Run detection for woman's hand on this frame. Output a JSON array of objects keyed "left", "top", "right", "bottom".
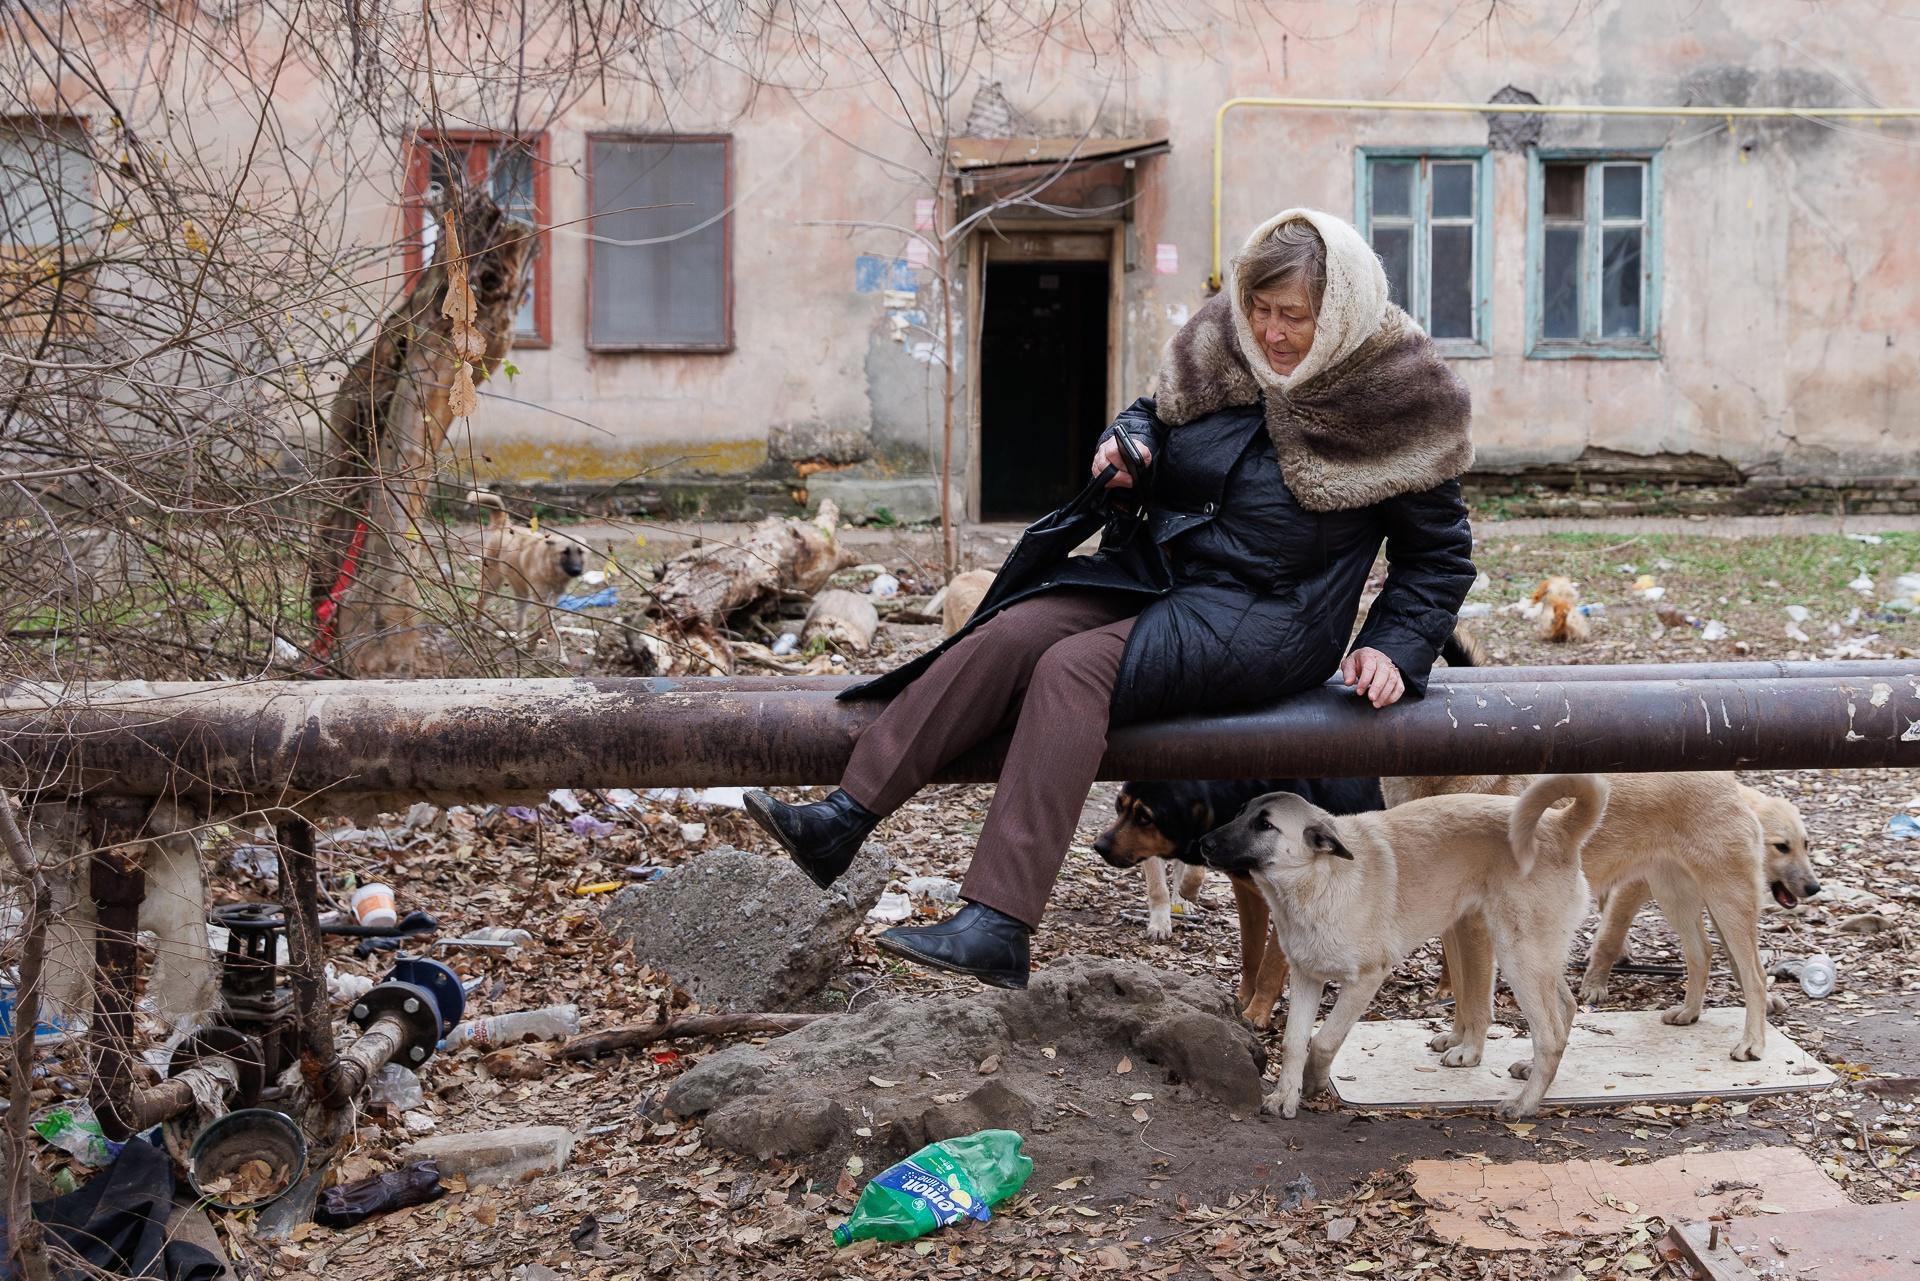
[
  {"left": 1341, "top": 648, "right": 1404, "bottom": 709},
  {"left": 1091, "top": 434, "right": 1152, "bottom": 488}
]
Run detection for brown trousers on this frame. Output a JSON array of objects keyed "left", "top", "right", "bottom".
[{"left": 840, "top": 590, "right": 1141, "bottom": 928}]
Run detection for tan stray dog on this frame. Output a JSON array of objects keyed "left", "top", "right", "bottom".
[
  {"left": 468, "top": 489, "right": 586, "bottom": 645},
  {"left": 1390, "top": 771, "right": 1793, "bottom": 1064},
  {"left": 1580, "top": 785, "right": 1819, "bottom": 1020},
  {"left": 940, "top": 569, "right": 996, "bottom": 636},
  {"left": 1197, "top": 775, "right": 1608, "bottom": 1119},
  {"left": 1531, "top": 576, "right": 1590, "bottom": 643}
]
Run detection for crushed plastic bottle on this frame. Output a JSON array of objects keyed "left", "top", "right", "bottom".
[
  {"left": 868, "top": 574, "right": 900, "bottom": 598},
  {"left": 367, "top": 1063, "right": 426, "bottom": 1111},
  {"left": 831, "top": 1130, "right": 1032, "bottom": 1247},
  {"left": 771, "top": 631, "right": 800, "bottom": 656},
  {"left": 442, "top": 1003, "right": 580, "bottom": 1051}
]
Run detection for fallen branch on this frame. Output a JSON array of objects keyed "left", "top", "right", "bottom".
[{"left": 561, "top": 1012, "right": 826, "bottom": 1061}]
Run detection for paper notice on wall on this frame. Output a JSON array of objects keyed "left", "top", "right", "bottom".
[
  {"left": 905, "top": 238, "right": 930, "bottom": 269},
  {"left": 914, "top": 197, "right": 936, "bottom": 231},
  {"left": 1154, "top": 243, "right": 1179, "bottom": 275},
  {"left": 1166, "top": 302, "right": 1190, "bottom": 328}
]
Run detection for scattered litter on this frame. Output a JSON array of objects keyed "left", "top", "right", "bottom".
[
  {"left": 1886, "top": 814, "right": 1920, "bottom": 840},
  {"left": 351, "top": 883, "right": 398, "bottom": 929},
  {"left": 32, "top": 1101, "right": 120, "bottom": 1168},
  {"left": 316, "top": 1161, "right": 446, "bottom": 1228},
  {"left": 867, "top": 573, "right": 900, "bottom": 598},
  {"left": 0, "top": 985, "right": 83, "bottom": 1045},
  {"left": 831, "top": 1130, "right": 1032, "bottom": 1246},
  {"left": 678, "top": 822, "right": 706, "bottom": 843},
  {"left": 504, "top": 806, "right": 541, "bottom": 823},
  {"left": 643, "top": 786, "right": 747, "bottom": 810},
  {"left": 1655, "top": 604, "right": 1692, "bottom": 630},
  {"left": 568, "top": 814, "right": 615, "bottom": 839},
  {"left": 1277, "top": 1173, "right": 1317, "bottom": 1211},
  {"left": 573, "top": 881, "right": 623, "bottom": 896},
  {"left": 1413, "top": 1146, "right": 1849, "bottom": 1251},
  {"left": 1456, "top": 602, "right": 1492, "bottom": 619},
  {"left": 1468, "top": 571, "right": 1490, "bottom": 595},
  {"left": 771, "top": 631, "right": 800, "bottom": 656},
  {"left": 1577, "top": 602, "right": 1605, "bottom": 617},
  {"left": 1700, "top": 619, "right": 1728, "bottom": 642},
  {"left": 442, "top": 926, "right": 535, "bottom": 952},
  {"left": 227, "top": 845, "right": 280, "bottom": 882},
  {"left": 555, "top": 587, "right": 619, "bottom": 612},
  {"left": 367, "top": 1063, "right": 427, "bottom": 1111},
  {"left": 905, "top": 876, "right": 961, "bottom": 902},
  {"left": 443, "top": 1004, "right": 581, "bottom": 1051},
  {"left": 604, "top": 788, "right": 644, "bottom": 810},
  {"left": 1785, "top": 604, "right": 1811, "bottom": 623},
  {"left": 867, "top": 891, "right": 913, "bottom": 924},
  {"left": 1845, "top": 532, "right": 1884, "bottom": 545},
  {"left": 327, "top": 966, "right": 376, "bottom": 1002},
  {"left": 1795, "top": 952, "right": 1837, "bottom": 999},
  {"left": 547, "top": 789, "right": 586, "bottom": 814},
  {"left": 1849, "top": 571, "right": 1876, "bottom": 597},
  {"left": 405, "top": 802, "right": 440, "bottom": 828}
]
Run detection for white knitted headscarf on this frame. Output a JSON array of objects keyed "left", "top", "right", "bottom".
[{"left": 1228, "top": 208, "right": 1391, "bottom": 393}]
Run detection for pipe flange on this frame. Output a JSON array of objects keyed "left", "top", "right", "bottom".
[
  {"left": 347, "top": 981, "right": 442, "bottom": 1067},
  {"left": 168, "top": 1028, "right": 267, "bottom": 1107}
]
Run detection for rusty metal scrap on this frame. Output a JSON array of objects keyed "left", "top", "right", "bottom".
[{"left": 4, "top": 663, "right": 1916, "bottom": 801}]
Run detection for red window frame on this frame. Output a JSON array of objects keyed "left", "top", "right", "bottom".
[{"left": 404, "top": 129, "right": 550, "bottom": 348}]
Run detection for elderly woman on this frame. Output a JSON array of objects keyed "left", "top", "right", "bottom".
[{"left": 746, "top": 208, "right": 1476, "bottom": 989}]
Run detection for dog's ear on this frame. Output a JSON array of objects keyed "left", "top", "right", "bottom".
[
  {"left": 1190, "top": 800, "right": 1210, "bottom": 831},
  {"left": 1305, "top": 823, "right": 1353, "bottom": 860}
]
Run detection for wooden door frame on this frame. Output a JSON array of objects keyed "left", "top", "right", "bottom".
[{"left": 964, "top": 218, "right": 1126, "bottom": 522}]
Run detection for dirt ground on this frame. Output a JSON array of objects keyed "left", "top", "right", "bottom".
[{"left": 38, "top": 521, "right": 1920, "bottom": 1280}]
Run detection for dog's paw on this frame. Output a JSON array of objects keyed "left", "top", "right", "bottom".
[
  {"left": 1577, "top": 978, "right": 1609, "bottom": 1006},
  {"left": 1506, "top": 1059, "right": 1532, "bottom": 1081},
  {"left": 1661, "top": 1005, "right": 1702, "bottom": 1027},
  {"left": 1438, "top": 1043, "right": 1483, "bottom": 1069},
  {"left": 1428, "top": 1028, "right": 1465, "bottom": 1053},
  {"left": 1729, "top": 1035, "right": 1764, "bottom": 1063},
  {"left": 1494, "top": 1095, "right": 1539, "bottom": 1121},
  {"left": 1767, "top": 991, "right": 1788, "bottom": 1016},
  {"left": 1240, "top": 999, "right": 1275, "bottom": 1031},
  {"left": 1261, "top": 1086, "right": 1301, "bottom": 1119},
  {"left": 1144, "top": 907, "right": 1172, "bottom": 942}
]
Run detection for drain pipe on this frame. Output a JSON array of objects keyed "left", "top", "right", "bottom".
[{"left": 1208, "top": 95, "right": 1920, "bottom": 289}]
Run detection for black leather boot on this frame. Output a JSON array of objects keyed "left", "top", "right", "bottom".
[
  {"left": 743, "top": 789, "right": 879, "bottom": 891},
  {"left": 876, "top": 902, "right": 1031, "bottom": 989}
]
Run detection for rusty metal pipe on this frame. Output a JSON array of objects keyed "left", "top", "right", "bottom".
[
  {"left": 330, "top": 1013, "right": 409, "bottom": 1102},
  {"left": 10, "top": 670, "right": 1917, "bottom": 795}
]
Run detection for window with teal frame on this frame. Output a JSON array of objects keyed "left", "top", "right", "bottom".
[
  {"left": 1526, "top": 151, "right": 1661, "bottom": 358},
  {"left": 1354, "top": 148, "right": 1491, "bottom": 356}
]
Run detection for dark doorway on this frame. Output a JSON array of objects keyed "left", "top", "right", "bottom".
[{"left": 979, "top": 261, "right": 1110, "bottom": 520}]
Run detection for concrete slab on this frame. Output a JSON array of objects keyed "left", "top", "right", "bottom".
[
  {"left": 1330, "top": 1009, "right": 1836, "bottom": 1111},
  {"left": 1716, "top": 1199, "right": 1920, "bottom": 1279}
]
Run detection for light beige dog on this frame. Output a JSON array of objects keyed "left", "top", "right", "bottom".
[
  {"left": 939, "top": 569, "right": 996, "bottom": 636},
  {"left": 1390, "top": 771, "right": 1796, "bottom": 1064},
  {"left": 1198, "top": 774, "right": 1609, "bottom": 1120},
  {"left": 467, "top": 489, "right": 586, "bottom": 644},
  {"left": 1580, "top": 785, "right": 1819, "bottom": 1021}
]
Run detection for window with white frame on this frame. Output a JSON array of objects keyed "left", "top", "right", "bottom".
[
  {"left": 1356, "top": 151, "right": 1488, "bottom": 351},
  {"left": 1531, "top": 155, "right": 1658, "bottom": 354}
]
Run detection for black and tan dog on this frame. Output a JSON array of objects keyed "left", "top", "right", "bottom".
[{"left": 1094, "top": 775, "right": 1384, "bottom": 1029}]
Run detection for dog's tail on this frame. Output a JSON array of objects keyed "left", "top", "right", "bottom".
[
  {"left": 466, "top": 488, "right": 509, "bottom": 528},
  {"left": 1507, "top": 773, "right": 1610, "bottom": 877},
  {"left": 1440, "top": 621, "right": 1488, "bottom": 668}
]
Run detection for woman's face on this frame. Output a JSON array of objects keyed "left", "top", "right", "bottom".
[{"left": 1248, "top": 280, "right": 1317, "bottom": 376}]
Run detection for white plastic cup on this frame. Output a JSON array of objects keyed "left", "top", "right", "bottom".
[{"left": 351, "top": 882, "right": 398, "bottom": 929}]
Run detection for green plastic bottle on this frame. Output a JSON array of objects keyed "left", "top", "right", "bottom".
[{"left": 830, "top": 1129, "right": 1033, "bottom": 1247}]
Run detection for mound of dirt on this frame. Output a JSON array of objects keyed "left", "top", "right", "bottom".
[{"left": 662, "top": 958, "right": 1267, "bottom": 1175}]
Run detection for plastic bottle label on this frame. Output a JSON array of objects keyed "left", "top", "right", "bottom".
[{"left": 872, "top": 1148, "right": 992, "bottom": 1227}]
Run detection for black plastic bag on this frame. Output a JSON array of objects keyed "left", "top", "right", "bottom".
[{"left": 314, "top": 1161, "right": 445, "bottom": 1228}]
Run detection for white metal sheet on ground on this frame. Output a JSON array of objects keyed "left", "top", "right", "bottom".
[{"left": 1330, "top": 1008, "right": 1836, "bottom": 1109}]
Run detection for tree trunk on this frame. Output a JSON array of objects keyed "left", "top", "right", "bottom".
[{"left": 309, "top": 189, "right": 533, "bottom": 677}]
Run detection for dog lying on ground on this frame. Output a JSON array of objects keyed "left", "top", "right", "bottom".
[
  {"left": 468, "top": 489, "right": 587, "bottom": 647},
  {"left": 1579, "top": 783, "right": 1819, "bottom": 1021},
  {"left": 1199, "top": 774, "right": 1609, "bottom": 1119},
  {"left": 1389, "top": 770, "right": 1802, "bottom": 1064},
  {"left": 938, "top": 569, "right": 996, "bottom": 636},
  {"left": 1091, "top": 776, "right": 1384, "bottom": 1029}
]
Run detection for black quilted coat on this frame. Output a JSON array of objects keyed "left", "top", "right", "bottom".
[{"left": 843, "top": 391, "right": 1476, "bottom": 726}]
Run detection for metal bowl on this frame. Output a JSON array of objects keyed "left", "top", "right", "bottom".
[{"left": 187, "top": 1108, "right": 308, "bottom": 1212}]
